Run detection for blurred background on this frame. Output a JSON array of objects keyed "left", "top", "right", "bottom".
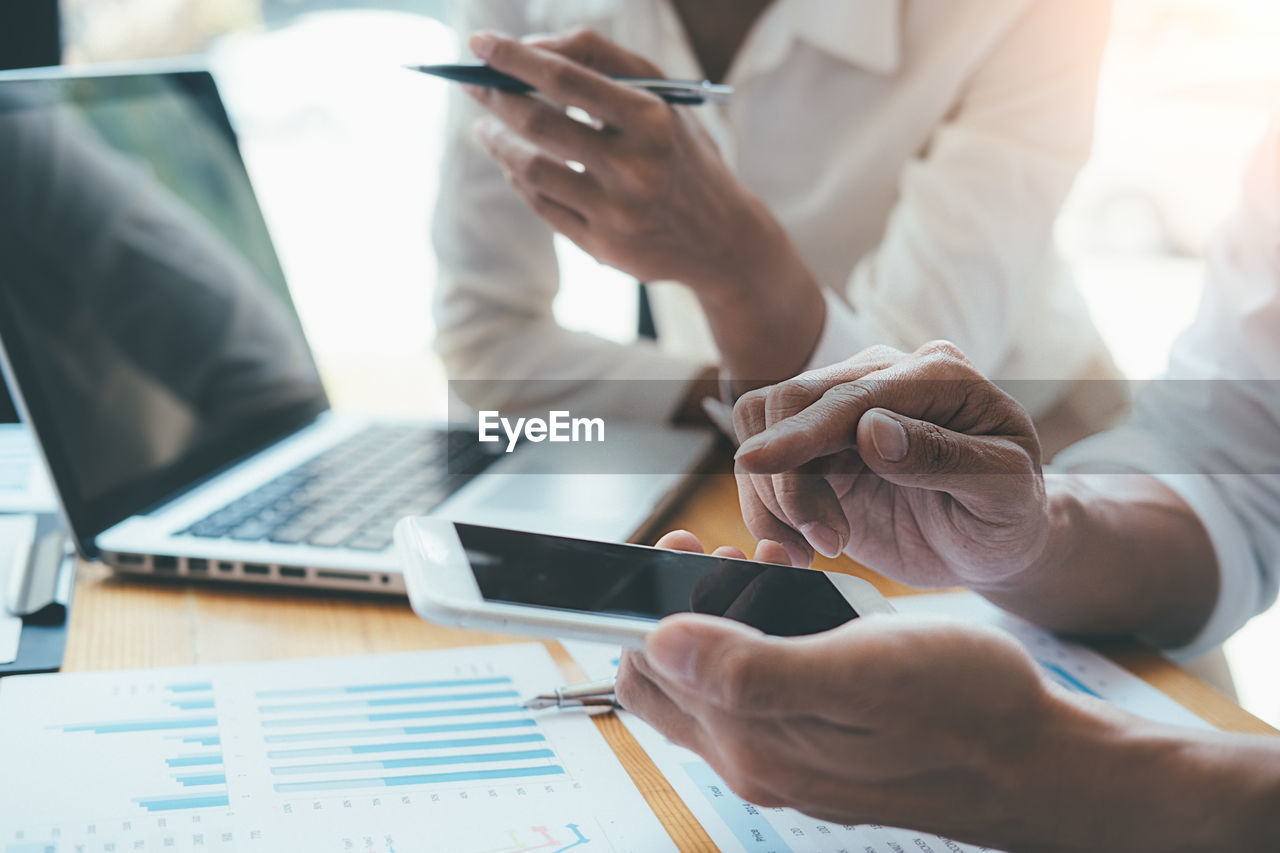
[{"left": 18, "top": 0, "right": 1280, "bottom": 721}]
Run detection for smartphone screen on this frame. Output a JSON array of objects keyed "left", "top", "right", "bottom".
[{"left": 455, "top": 523, "right": 859, "bottom": 637}]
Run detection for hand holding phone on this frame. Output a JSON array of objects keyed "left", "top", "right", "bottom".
[{"left": 395, "top": 519, "right": 894, "bottom": 648}]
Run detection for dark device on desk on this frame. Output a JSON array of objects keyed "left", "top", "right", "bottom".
[{"left": 0, "top": 62, "right": 713, "bottom": 596}]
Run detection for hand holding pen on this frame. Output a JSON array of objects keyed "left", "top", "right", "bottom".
[{"left": 422, "top": 27, "right": 827, "bottom": 388}]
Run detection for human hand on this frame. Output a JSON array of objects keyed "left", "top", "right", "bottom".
[
  {"left": 732, "top": 341, "right": 1048, "bottom": 588},
  {"left": 463, "top": 29, "right": 826, "bottom": 382},
  {"left": 619, "top": 606, "right": 1113, "bottom": 850},
  {"left": 620, "top": 533, "right": 1271, "bottom": 852},
  {"left": 464, "top": 28, "right": 783, "bottom": 298}
]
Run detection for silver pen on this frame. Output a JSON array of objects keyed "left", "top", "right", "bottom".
[
  {"left": 408, "top": 63, "right": 733, "bottom": 106},
  {"left": 523, "top": 677, "right": 620, "bottom": 711}
]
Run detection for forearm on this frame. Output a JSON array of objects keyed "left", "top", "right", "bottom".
[
  {"left": 976, "top": 472, "right": 1217, "bottom": 648},
  {"left": 695, "top": 199, "right": 827, "bottom": 393},
  {"left": 1011, "top": 698, "right": 1280, "bottom": 853}
]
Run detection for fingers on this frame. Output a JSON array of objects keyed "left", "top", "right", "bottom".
[
  {"left": 643, "top": 613, "right": 963, "bottom": 722},
  {"left": 734, "top": 384, "right": 818, "bottom": 563},
  {"left": 771, "top": 461, "right": 849, "bottom": 559},
  {"left": 524, "top": 27, "right": 664, "bottom": 78},
  {"left": 855, "top": 408, "right": 1040, "bottom": 502},
  {"left": 752, "top": 539, "right": 793, "bottom": 566},
  {"left": 471, "top": 31, "right": 657, "bottom": 129},
  {"left": 473, "top": 117, "right": 601, "bottom": 216},
  {"left": 467, "top": 86, "right": 609, "bottom": 170},
  {"left": 735, "top": 375, "right": 894, "bottom": 473},
  {"left": 736, "top": 341, "right": 1025, "bottom": 475},
  {"left": 710, "top": 545, "right": 749, "bottom": 560},
  {"left": 615, "top": 651, "right": 710, "bottom": 754},
  {"left": 653, "top": 530, "right": 790, "bottom": 567},
  {"left": 730, "top": 350, "right": 906, "bottom": 558},
  {"left": 644, "top": 613, "right": 841, "bottom": 716},
  {"left": 653, "top": 529, "right": 706, "bottom": 553},
  {"left": 735, "top": 461, "right": 813, "bottom": 567}
]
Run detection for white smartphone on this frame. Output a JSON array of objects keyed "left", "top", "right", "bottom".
[{"left": 394, "top": 517, "right": 896, "bottom": 649}]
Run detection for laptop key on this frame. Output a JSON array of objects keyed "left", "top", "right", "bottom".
[
  {"left": 228, "top": 520, "right": 274, "bottom": 541},
  {"left": 345, "top": 533, "right": 392, "bottom": 551},
  {"left": 186, "top": 521, "right": 231, "bottom": 539},
  {"left": 268, "top": 525, "right": 311, "bottom": 545},
  {"left": 308, "top": 520, "right": 366, "bottom": 548}
]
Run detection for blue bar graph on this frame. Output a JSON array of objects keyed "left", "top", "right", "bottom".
[
  {"left": 179, "top": 735, "right": 221, "bottom": 746},
  {"left": 258, "top": 690, "right": 520, "bottom": 714},
  {"left": 165, "top": 754, "right": 223, "bottom": 767},
  {"left": 174, "top": 773, "right": 227, "bottom": 787},
  {"left": 268, "top": 733, "right": 544, "bottom": 760},
  {"left": 134, "top": 792, "right": 230, "bottom": 812},
  {"left": 169, "top": 699, "right": 216, "bottom": 711},
  {"left": 273, "top": 764, "right": 563, "bottom": 794},
  {"left": 257, "top": 676, "right": 512, "bottom": 699},
  {"left": 271, "top": 748, "right": 556, "bottom": 776},
  {"left": 1038, "top": 660, "right": 1103, "bottom": 698},
  {"left": 166, "top": 682, "right": 213, "bottom": 693},
  {"left": 261, "top": 703, "right": 525, "bottom": 729},
  {"left": 263, "top": 718, "right": 536, "bottom": 744},
  {"left": 63, "top": 717, "right": 217, "bottom": 734}
]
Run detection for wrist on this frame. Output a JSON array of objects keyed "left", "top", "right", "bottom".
[
  {"left": 1174, "top": 731, "right": 1280, "bottom": 852},
  {"left": 1013, "top": 695, "right": 1280, "bottom": 853},
  {"left": 694, "top": 195, "right": 802, "bottom": 306},
  {"left": 974, "top": 475, "right": 1080, "bottom": 599},
  {"left": 694, "top": 198, "right": 827, "bottom": 387}
]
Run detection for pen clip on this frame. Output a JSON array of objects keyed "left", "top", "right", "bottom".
[{"left": 554, "top": 678, "right": 617, "bottom": 703}]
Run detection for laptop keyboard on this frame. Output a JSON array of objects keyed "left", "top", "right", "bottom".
[{"left": 182, "top": 425, "right": 502, "bottom": 551}]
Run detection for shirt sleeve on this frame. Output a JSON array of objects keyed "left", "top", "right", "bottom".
[
  {"left": 811, "top": 0, "right": 1109, "bottom": 374},
  {"left": 430, "top": 0, "right": 705, "bottom": 423},
  {"left": 1052, "top": 122, "right": 1280, "bottom": 659},
  {"left": 1054, "top": 428, "right": 1280, "bottom": 661}
]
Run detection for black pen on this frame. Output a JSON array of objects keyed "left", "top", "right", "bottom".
[{"left": 408, "top": 62, "right": 733, "bottom": 106}]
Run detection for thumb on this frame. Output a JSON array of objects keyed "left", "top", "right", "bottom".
[
  {"left": 857, "top": 408, "right": 1039, "bottom": 502},
  {"left": 645, "top": 614, "right": 822, "bottom": 714}
]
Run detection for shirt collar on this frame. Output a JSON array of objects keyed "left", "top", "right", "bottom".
[
  {"left": 791, "top": 0, "right": 902, "bottom": 75},
  {"left": 525, "top": 0, "right": 903, "bottom": 78}
]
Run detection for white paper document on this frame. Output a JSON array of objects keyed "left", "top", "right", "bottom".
[
  {"left": 564, "top": 592, "right": 1210, "bottom": 853},
  {"left": 0, "top": 425, "right": 55, "bottom": 514},
  {"left": 0, "top": 514, "right": 34, "bottom": 665},
  {"left": 0, "top": 644, "right": 674, "bottom": 853}
]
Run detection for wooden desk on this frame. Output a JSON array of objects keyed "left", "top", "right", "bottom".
[{"left": 61, "top": 471, "right": 1275, "bottom": 851}]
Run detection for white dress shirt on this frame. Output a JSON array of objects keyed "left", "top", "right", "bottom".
[
  {"left": 1056, "top": 123, "right": 1280, "bottom": 659},
  {"left": 433, "top": 0, "right": 1111, "bottom": 420}
]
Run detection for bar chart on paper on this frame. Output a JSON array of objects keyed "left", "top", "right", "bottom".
[{"left": 0, "top": 644, "right": 671, "bottom": 853}]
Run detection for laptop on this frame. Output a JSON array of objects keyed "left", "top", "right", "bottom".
[{"left": 0, "top": 62, "right": 715, "bottom": 594}]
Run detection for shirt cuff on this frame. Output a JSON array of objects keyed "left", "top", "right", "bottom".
[{"left": 1053, "top": 428, "right": 1262, "bottom": 661}]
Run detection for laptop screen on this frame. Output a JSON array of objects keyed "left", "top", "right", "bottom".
[{"left": 0, "top": 67, "right": 329, "bottom": 554}]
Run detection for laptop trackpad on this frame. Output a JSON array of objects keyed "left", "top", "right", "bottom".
[{"left": 449, "top": 474, "right": 662, "bottom": 523}]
